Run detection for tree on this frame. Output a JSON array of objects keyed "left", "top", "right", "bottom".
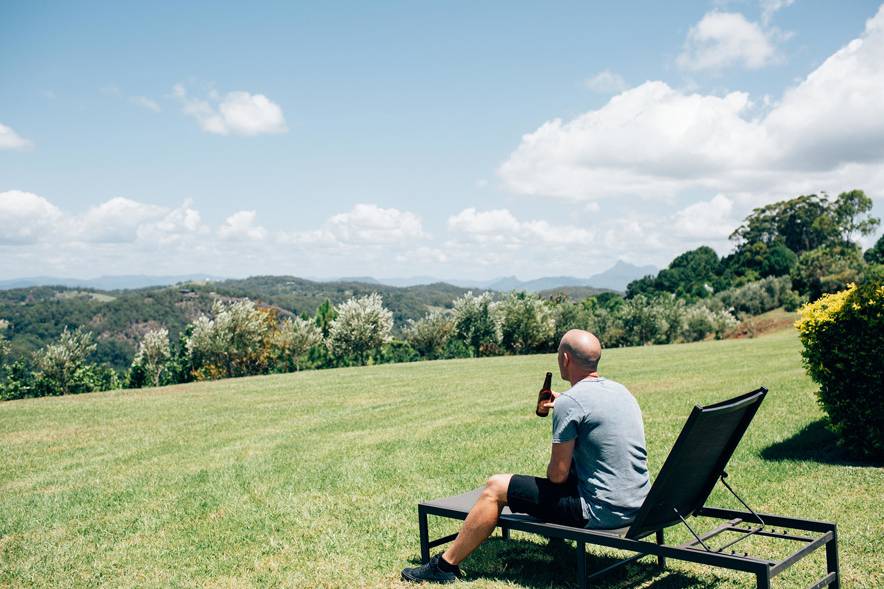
[
  {"left": 34, "top": 327, "right": 98, "bottom": 395},
  {"left": 627, "top": 247, "right": 721, "bottom": 300},
  {"left": 405, "top": 311, "right": 455, "bottom": 360},
  {"left": 132, "top": 328, "right": 171, "bottom": 387},
  {"left": 327, "top": 293, "right": 393, "bottom": 365},
  {"left": 731, "top": 190, "right": 879, "bottom": 255},
  {"left": 496, "top": 292, "right": 555, "bottom": 354},
  {"left": 272, "top": 317, "right": 322, "bottom": 371},
  {"left": 625, "top": 275, "right": 658, "bottom": 299},
  {"left": 827, "top": 189, "right": 880, "bottom": 244},
  {"left": 452, "top": 292, "right": 500, "bottom": 356},
  {"left": 617, "top": 295, "right": 664, "bottom": 346},
  {"left": 0, "top": 319, "right": 9, "bottom": 369},
  {"left": 654, "top": 294, "right": 687, "bottom": 344},
  {"left": 0, "top": 320, "right": 10, "bottom": 393},
  {"left": 314, "top": 299, "right": 337, "bottom": 338},
  {"left": 682, "top": 305, "right": 716, "bottom": 342},
  {"left": 791, "top": 244, "right": 866, "bottom": 301},
  {"left": 865, "top": 234, "right": 884, "bottom": 265},
  {"left": 187, "top": 299, "right": 274, "bottom": 379}
]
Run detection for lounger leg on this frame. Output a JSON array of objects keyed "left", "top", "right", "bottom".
[
  {"left": 576, "top": 540, "right": 587, "bottom": 589},
  {"left": 500, "top": 524, "right": 510, "bottom": 540},
  {"left": 756, "top": 571, "right": 771, "bottom": 589},
  {"left": 826, "top": 528, "right": 840, "bottom": 589},
  {"left": 656, "top": 529, "right": 666, "bottom": 569},
  {"left": 418, "top": 507, "right": 430, "bottom": 564}
]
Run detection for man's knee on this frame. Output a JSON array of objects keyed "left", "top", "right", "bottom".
[{"left": 483, "top": 474, "right": 512, "bottom": 503}]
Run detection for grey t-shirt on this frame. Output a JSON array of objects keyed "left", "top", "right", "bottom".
[{"left": 552, "top": 377, "right": 650, "bottom": 529}]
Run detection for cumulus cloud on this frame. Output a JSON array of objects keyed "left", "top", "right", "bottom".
[
  {"left": 500, "top": 5, "right": 884, "bottom": 205},
  {"left": 447, "top": 208, "right": 593, "bottom": 246},
  {"left": 279, "top": 204, "right": 426, "bottom": 247},
  {"left": 584, "top": 70, "right": 628, "bottom": 94},
  {"left": 75, "top": 197, "right": 168, "bottom": 243},
  {"left": 500, "top": 81, "right": 765, "bottom": 200},
  {"left": 218, "top": 210, "right": 267, "bottom": 241},
  {"left": 671, "top": 194, "right": 738, "bottom": 241},
  {"left": 677, "top": 11, "right": 779, "bottom": 71},
  {"left": 0, "top": 191, "right": 63, "bottom": 244},
  {"left": 0, "top": 123, "right": 33, "bottom": 150},
  {"left": 173, "top": 84, "right": 287, "bottom": 136}
]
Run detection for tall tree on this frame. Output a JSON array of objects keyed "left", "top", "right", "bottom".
[
  {"left": 731, "top": 190, "right": 879, "bottom": 255},
  {"left": 327, "top": 293, "right": 393, "bottom": 365},
  {"left": 863, "top": 233, "right": 884, "bottom": 265},
  {"left": 452, "top": 292, "right": 500, "bottom": 356},
  {"left": 34, "top": 327, "right": 97, "bottom": 395},
  {"left": 405, "top": 311, "right": 454, "bottom": 360},
  {"left": 272, "top": 317, "right": 322, "bottom": 371},
  {"left": 132, "top": 328, "right": 171, "bottom": 387}
]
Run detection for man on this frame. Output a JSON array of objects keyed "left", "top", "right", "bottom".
[{"left": 402, "top": 329, "right": 651, "bottom": 583}]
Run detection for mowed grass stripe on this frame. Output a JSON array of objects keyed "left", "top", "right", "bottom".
[{"left": 1, "top": 329, "right": 881, "bottom": 588}]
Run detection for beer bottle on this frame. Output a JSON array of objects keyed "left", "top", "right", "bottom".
[{"left": 535, "top": 372, "right": 554, "bottom": 417}]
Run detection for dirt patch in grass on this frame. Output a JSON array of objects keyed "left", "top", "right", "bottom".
[{"left": 730, "top": 308, "right": 799, "bottom": 339}]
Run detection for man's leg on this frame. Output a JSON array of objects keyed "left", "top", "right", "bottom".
[{"left": 441, "top": 474, "right": 511, "bottom": 565}]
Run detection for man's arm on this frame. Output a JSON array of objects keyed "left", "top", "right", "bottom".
[{"left": 546, "top": 439, "right": 575, "bottom": 483}]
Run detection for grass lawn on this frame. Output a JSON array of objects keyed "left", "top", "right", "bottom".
[{"left": 1, "top": 329, "right": 881, "bottom": 588}]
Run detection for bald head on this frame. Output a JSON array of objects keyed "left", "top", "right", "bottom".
[{"left": 558, "top": 330, "right": 602, "bottom": 380}]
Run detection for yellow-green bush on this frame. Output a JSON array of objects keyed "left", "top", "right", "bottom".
[{"left": 796, "top": 267, "right": 884, "bottom": 459}]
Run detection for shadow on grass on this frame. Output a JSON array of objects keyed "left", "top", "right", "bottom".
[
  {"left": 760, "top": 419, "right": 880, "bottom": 466},
  {"left": 409, "top": 537, "right": 721, "bottom": 588}
]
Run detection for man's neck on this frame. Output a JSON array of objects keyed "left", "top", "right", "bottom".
[{"left": 569, "top": 371, "right": 599, "bottom": 386}]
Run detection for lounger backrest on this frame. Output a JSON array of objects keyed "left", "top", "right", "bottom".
[{"left": 625, "top": 387, "right": 767, "bottom": 540}]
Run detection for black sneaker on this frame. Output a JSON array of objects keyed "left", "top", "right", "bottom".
[{"left": 401, "top": 554, "right": 460, "bottom": 583}]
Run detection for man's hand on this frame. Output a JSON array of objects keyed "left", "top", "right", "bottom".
[{"left": 540, "top": 390, "right": 560, "bottom": 412}]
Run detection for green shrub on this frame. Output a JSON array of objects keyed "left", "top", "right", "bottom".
[
  {"left": 714, "top": 275, "right": 797, "bottom": 316},
  {"left": 791, "top": 244, "right": 865, "bottom": 301},
  {"left": 796, "top": 268, "right": 884, "bottom": 459}
]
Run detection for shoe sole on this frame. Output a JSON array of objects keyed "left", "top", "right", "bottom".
[{"left": 401, "top": 571, "right": 456, "bottom": 584}]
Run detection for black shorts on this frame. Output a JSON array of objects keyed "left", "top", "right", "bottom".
[{"left": 507, "top": 474, "right": 588, "bottom": 527}]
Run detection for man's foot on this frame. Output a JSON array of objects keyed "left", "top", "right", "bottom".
[{"left": 401, "top": 554, "right": 460, "bottom": 584}]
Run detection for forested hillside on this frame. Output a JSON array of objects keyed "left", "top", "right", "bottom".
[{"left": 0, "top": 278, "right": 470, "bottom": 369}]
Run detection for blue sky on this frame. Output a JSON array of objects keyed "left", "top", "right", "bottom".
[{"left": 2, "top": 0, "right": 883, "bottom": 280}]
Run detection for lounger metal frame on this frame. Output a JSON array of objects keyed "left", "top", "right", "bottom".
[{"left": 416, "top": 388, "right": 840, "bottom": 588}]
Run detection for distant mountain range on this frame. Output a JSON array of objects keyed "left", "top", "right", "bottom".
[
  {"left": 0, "top": 260, "right": 656, "bottom": 293},
  {"left": 338, "top": 260, "right": 657, "bottom": 292},
  {"left": 0, "top": 274, "right": 226, "bottom": 291}
]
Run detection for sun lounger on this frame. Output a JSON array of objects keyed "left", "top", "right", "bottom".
[{"left": 416, "top": 388, "right": 840, "bottom": 588}]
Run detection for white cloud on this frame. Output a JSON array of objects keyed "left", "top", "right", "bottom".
[
  {"left": 677, "top": 11, "right": 778, "bottom": 71},
  {"left": 584, "top": 70, "right": 628, "bottom": 93},
  {"left": 131, "top": 96, "right": 161, "bottom": 112},
  {"left": 218, "top": 210, "right": 267, "bottom": 241},
  {"left": 764, "top": 5, "right": 884, "bottom": 170},
  {"left": 760, "top": 0, "right": 795, "bottom": 26},
  {"left": 447, "top": 208, "right": 593, "bottom": 246},
  {"left": 671, "top": 194, "right": 738, "bottom": 241},
  {"left": 136, "top": 200, "right": 207, "bottom": 245},
  {"left": 0, "top": 123, "right": 33, "bottom": 150},
  {"left": 499, "top": 5, "right": 884, "bottom": 206},
  {"left": 173, "top": 84, "right": 287, "bottom": 136},
  {"left": 500, "top": 81, "right": 766, "bottom": 200},
  {"left": 448, "top": 208, "right": 520, "bottom": 236},
  {"left": 76, "top": 197, "right": 167, "bottom": 243},
  {"left": 326, "top": 203, "right": 426, "bottom": 244},
  {"left": 0, "top": 191, "right": 63, "bottom": 244}
]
